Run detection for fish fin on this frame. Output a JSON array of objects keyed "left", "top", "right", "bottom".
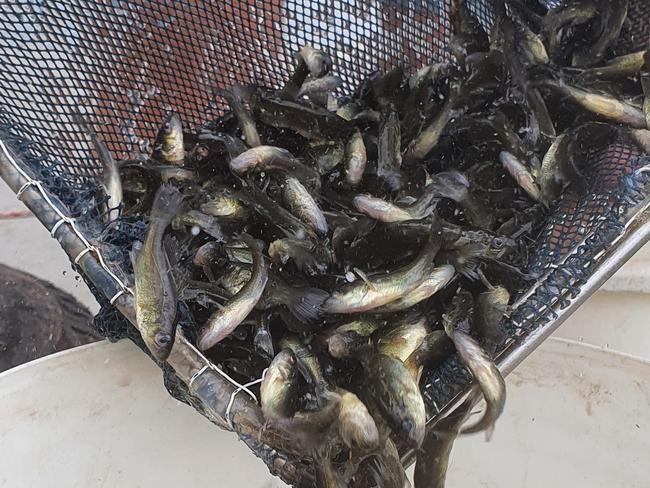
[
  {"left": 280, "top": 286, "right": 329, "bottom": 323},
  {"left": 428, "top": 170, "right": 469, "bottom": 203},
  {"left": 353, "top": 267, "right": 376, "bottom": 291},
  {"left": 163, "top": 235, "right": 190, "bottom": 295}
]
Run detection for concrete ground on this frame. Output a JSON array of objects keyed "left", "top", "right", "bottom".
[{"left": 1, "top": 179, "right": 648, "bottom": 359}]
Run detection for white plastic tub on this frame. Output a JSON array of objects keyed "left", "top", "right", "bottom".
[{"left": 0, "top": 338, "right": 648, "bottom": 488}]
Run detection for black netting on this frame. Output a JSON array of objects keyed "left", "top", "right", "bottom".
[{"left": 1, "top": 0, "right": 649, "bottom": 481}]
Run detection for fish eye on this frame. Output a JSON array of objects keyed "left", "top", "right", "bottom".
[
  {"left": 154, "top": 333, "right": 172, "bottom": 347},
  {"left": 491, "top": 237, "right": 505, "bottom": 248}
]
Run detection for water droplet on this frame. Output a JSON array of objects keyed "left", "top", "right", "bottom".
[
  {"left": 62, "top": 270, "right": 67, "bottom": 276},
  {"left": 191, "top": 225, "right": 200, "bottom": 236},
  {"left": 345, "top": 271, "right": 355, "bottom": 282}
]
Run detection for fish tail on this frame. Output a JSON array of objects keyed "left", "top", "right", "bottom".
[
  {"left": 150, "top": 184, "right": 184, "bottom": 222},
  {"left": 429, "top": 170, "right": 469, "bottom": 203},
  {"left": 280, "top": 286, "right": 329, "bottom": 322}
]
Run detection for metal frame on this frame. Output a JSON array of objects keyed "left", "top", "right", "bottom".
[{"left": 2, "top": 136, "right": 650, "bottom": 483}]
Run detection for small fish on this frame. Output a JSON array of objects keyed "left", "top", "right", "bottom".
[
  {"left": 280, "top": 335, "right": 329, "bottom": 396},
  {"left": 404, "top": 89, "right": 458, "bottom": 164},
  {"left": 375, "top": 312, "right": 428, "bottom": 362},
  {"left": 260, "top": 349, "right": 299, "bottom": 421},
  {"left": 323, "top": 221, "right": 442, "bottom": 314},
  {"left": 239, "top": 179, "right": 312, "bottom": 240},
  {"left": 299, "top": 45, "right": 333, "bottom": 78},
  {"left": 152, "top": 113, "right": 185, "bottom": 164},
  {"left": 499, "top": 151, "right": 542, "bottom": 202},
  {"left": 345, "top": 129, "right": 367, "bottom": 186},
  {"left": 475, "top": 285, "right": 510, "bottom": 357},
  {"left": 404, "top": 330, "right": 453, "bottom": 383},
  {"left": 427, "top": 170, "right": 495, "bottom": 230},
  {"left": 216, "top": 85, "right": 261, "bottom": 147},
  {"left": 197, "top": 131, "right": 248, "bottom": 159},
  {"left": 366, "top": 438, "right": 410, "bottom": 488},
  {"left": 377, "top": 109, "right": 405, "bottom": 191},
  {"left": 230, "top": 145, "right": 321, "bottom": 193},
  {"left": 577, "top": 50, "right": 646, "bottom": 80},
  {"left": 268, "top": 238, "right": 333, "bottom": 275},
  {"left": 514, "top": 13, "right": 549, "bottom": 66},
  {"left": 541, "top": 1, "right": 597, "bottom": 60},
  {"left": 362, "top": 353, "right": 426, "bottom": 447},
  {"left": 443, "top": 291, "right": 506, "bottom": 439},
  {"left": 298, "top": 75, "right": 343, "bottom": 97},
  {"left": 282, "top": 176, "right": 328, "bottom": 235},
  {"left": 630, "top": 129, "right": 650, "bottom": 153},
  {"left": 197, "top": 234, "right": 268, "bottom": 350},
  {"left": 326, "top": 318, "right": 378, "bottom": 359},
  {"left": 193, "top": 241, "right": 220, "bottom": 268},
  {"left": 642, "top": 75, "right": 650, "bottom": 130},
  {"left": 539, "top": 133, "right": 569, "bottom": 203},
  {"left": 307, "top": 140, "right": 345, "bottom": 175},
  {"left": 172, "top": 210, "right": 226, "bottom": 241},
  {"left": 352, "top": 180, "right": 438, "bottom": 223},
  {"left": 571, "top": 0, "right": 628, "bottom": 68},
  {"left": 336, "top": 101, "right": 360, "bottom": 121},
  {"left": 73, "top": 112, "right": 123, "bottom": 223},
  {"left": 132, "top": 184, "right": 184, "bottom": 361},
  {"left": 253, "top": 93, "right": 352, "bottom": 141},
  {"left": 541, "top": 80, "right": 646, "bottom": 129},
  {"left": 200, "top": 190, "right": 249, "bottom": 220},
  {"left": 336, "top": 388, "right": 380, "bottom": 453},
  {"left": 413, "top": 397, "right": 474, "bottom": 488},
  {"left": 374, "top": 265, "right": 455, "bottom": 313}
]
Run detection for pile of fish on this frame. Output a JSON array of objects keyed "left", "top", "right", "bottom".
[{"left": 80, "top": 0, "right": 650, "bottom": 486}]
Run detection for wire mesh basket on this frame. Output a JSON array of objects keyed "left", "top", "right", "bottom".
[{"left": 1, "top": 0, "right": 649, "bottom": 485}]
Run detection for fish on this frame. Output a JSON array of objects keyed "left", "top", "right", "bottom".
[
  {"left": 375, "top": 312, "right": 429, "bottom": 362},
  {"left": 577, "top": 50, "right": 646, "bottom": 80},
  {"left": 152, "top": 112, "right": 185, "bottom": 164},
  {"left": 216, "top": 85, "right": 261, "bottom": 147},
  {"left": 475, "top": 285, "right": 510, "bottom": 357},
  {"left": 197, "top": 234, "right": 268, "bottom": 350},
  {"left": 413, "top": 397, "right": 474, "bottom": 488},
  {"left": 299, "top": 45, "right": 333, "bottom": 78},
  {"left": 499, "top": 151, "right": 542, "bottom": 202},
  {"left": 571, "top": 0, "right": 628, "bottom": 68},
  {"left": 352, "top": 177, "right": 440, "bottom": 222},
  {"left": 539, "top": 133, "right": 569, "bottom": 203},
  {"left": 336, "top": 101, "right": 360, "bottom": 121},
  {"left": 362, "top": 352, "right": 426, "bottom": 447},
  {"left": 377, "top": 108, "right": 405, "bottom": 191},
  {"left": 239, "top": 179, "right": 312, "bottom": 240},
  {"left": 200, "top": 189, "right": 249, "bottom": 220},
  {"left": 427, "top": 170, "right": 495, "bottom": 230},
  {"left": 322, "top": 220, "right": 442, "bottom": 314},
  {"left": 193, "top": 241, "right": 220, "bottom": 268},
  {"left": 345, "top": 129, "right": 367, "bottom": 186},
  {"left": 513, "top": 12, "right": 549, "bottom": 66},
  {"left": 253, "top": 93, "right": 352, "bottom": 141},
  {"left": 131, "top": 184, "right": 184, "bottom": 361},
  {"left": 260, "top": 349, "right": 299, "bottom": 421},
  {"left": 73, "top": 112, "right": 123, "bottom": 223},
  {"left": 541, "top": 1, "right": 597, "bottom": 60},
  {"left": 280, "top": 335, "right": 329, "bottom": 396},
  {"left": 172, "top": 210, "right": 226, "bottom": 241},
  {"left": 541, "top": 80, "right": 647, "bottom": 128},
  {"left": 298, "top": 75, "right": 343, "bottom": 97},
  {"left": 336, "top": 388, "right": 380, "bottom": 453},
  {"left": 197, "top": 131, "right": 248, "bottom": 159},
  {"left": 230, "top": 145, "right": 321, "bottom": 193},
  {"left": 630, "top": 129, "right": 650, "bottom": 153},
  {"left": 366, "top": 438, "right": 410, "bottom": 488},
  {"left": 373, "top": 265, "right": 455, "bottom": 313},
  {"left": 403, "top": 86, "right": 459, "bottom": 164},
  {"left": 268, "top": 238, "right": 333, "bottom": 275},
  {"left": 404, "top": 330, "right": 453, "bottom": 382},
  {"left": 443, "top": 291, "right": 506, "bottom": 439},
  {"left": 307, "top": 140, "right": 345, "bottom": 175},
  {"left": 326, "top": 318, "right": 378, "bottom": 359},
  {"left": 282, "top": 176, "right": 328, "bottom": 235}
]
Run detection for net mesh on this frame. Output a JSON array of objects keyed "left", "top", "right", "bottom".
[{"left": 0, "top": 0, "right": 649, "bottom": 477}]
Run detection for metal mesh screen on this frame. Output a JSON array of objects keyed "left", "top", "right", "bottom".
[{"left": 0, "top": 0, "right": 649, "bottom": 480}]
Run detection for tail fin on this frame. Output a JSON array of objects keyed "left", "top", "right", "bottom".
[
  {"left": 150, "top": 184, "right": 184, "bottom": 223},
  {"left": 428, "top": 170, "right": 469, "bottom": 203},
  {"left": 276, "top": 284, "right": 329, "bottom": 323}
]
